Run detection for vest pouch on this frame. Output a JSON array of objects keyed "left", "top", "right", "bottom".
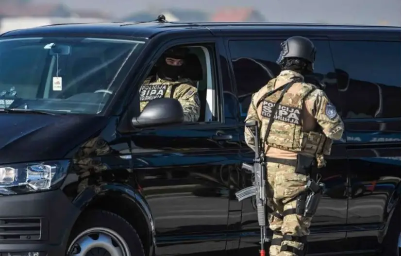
[{"left": 301, "top": 131, "right": 326, "bottom": 155}]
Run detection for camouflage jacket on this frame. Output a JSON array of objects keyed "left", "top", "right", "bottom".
[
  {"left": 245, "top": 70, "right": 344, "bottom": 166},
  {"left": 139, "top": 76, "right": 201, "bottom": 122}
]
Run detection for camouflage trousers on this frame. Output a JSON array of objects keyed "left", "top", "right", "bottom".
[{"left": 266, "top": 160, "right": 312, "bottom": 256}]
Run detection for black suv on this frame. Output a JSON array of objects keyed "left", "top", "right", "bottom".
[{"left": 0, "top": 19, "right": 400, "bottom": 256}]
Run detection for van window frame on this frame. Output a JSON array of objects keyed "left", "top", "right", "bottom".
[{"left": 118, "top": 36, "right": 231, "bottom": 133}]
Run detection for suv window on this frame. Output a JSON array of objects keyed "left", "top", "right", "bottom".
[
  {"left": 330, "top": 40, "right": 401, "bottom": 119},
  {"left": 228, "top": 39, "right": 339, "bottom": 122}
]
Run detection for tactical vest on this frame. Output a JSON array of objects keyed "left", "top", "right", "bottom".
[
  {"left": 256, "top": 78, "right": 332, "bottom": 164},
  {"left": 139, "top": 76, "right": 190, "bottom": 111}
]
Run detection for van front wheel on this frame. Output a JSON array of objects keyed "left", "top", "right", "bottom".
[{"left": 66, "top": 210, "right": 144, "bottom": 256}]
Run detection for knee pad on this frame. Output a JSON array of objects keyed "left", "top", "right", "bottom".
[{"left": 280, "top": 235, "right": 308, "bottom": 256}]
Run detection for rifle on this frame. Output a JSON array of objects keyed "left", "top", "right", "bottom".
[{"left": 235, "top": 120, "right": 268, "bottom": 256}]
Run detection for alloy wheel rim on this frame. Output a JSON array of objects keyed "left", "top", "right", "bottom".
[{"left": 67, "top": 227, "right": 131, "bottom": 256}]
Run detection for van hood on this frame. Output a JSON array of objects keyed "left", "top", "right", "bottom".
[{"left": 0, "top": 113, "right": 110, "bottom": 164}]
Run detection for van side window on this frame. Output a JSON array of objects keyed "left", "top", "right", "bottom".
[
  {"left": 330, "top": 41, "right": 401, "bottom": 119},
  {"left": 228, "top": 39, "right": 339, "bottom": 123}
]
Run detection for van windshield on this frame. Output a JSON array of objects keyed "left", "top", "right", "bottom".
[{"left": 0, "top": 37, "right": 145, "bottom": 114}]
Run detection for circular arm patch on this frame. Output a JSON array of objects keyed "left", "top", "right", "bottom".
[{"left": 325, "top": 103, "right": 337, "bottom": 119}]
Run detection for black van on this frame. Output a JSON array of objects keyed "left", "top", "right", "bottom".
[{"left": 0, "top": 19, "right": 400, "bottom": 256}]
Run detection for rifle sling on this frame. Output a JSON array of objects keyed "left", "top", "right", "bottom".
[
  {"left": 255, "top": 79, "right": 299, "bottom": 108},
  {"left": 261, "top": 80, "right": 299, "bottom": 155}
]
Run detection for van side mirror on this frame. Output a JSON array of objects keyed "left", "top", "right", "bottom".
[{"left": 131, "top": 98, "right": 184, "bottom": 128}]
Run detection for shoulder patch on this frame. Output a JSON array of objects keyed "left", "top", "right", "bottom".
[
  {"left": 325, "top": 102, "right": 337, "bottom": 119},
  {"left": 185, "top": 87, "right": 197, "bottom": 98}
]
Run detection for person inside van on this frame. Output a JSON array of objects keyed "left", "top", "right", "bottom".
[{"left": 138, "top": 47, "right": 201, "bottom": 122}]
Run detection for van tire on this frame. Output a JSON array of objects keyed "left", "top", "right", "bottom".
[
  {"left": 381, "top": 200, "right": 400, "bottom": 256},
  {"left": 66, "top": 210, "right": 144, "bottom": 256}
]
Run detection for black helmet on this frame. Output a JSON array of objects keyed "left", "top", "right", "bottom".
[{"left": 276, "top": 36, "right": 316, "bottom": 64}]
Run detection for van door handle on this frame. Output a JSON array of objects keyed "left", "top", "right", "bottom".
[{"left": 212, "top": 134, "right": 233, "bottom": 141}]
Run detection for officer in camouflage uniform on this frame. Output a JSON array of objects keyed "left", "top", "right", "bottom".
[
  {"left": 244, "top": 36, "right": 344, "bottom": 256},
  {"left": 139, "top": 47, "right": 200, "bottom": 122}
]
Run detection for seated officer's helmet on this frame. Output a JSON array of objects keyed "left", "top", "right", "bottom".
[{"left": 276, "top": 36, "right": 316, "bottom": 64}]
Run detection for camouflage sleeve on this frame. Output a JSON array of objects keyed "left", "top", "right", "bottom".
[
  {"left": 306, "top": 89, "right": 344, "bottom": 140},
  {"left": 244, "top": 93, "right": 260, "bottom": 149},
  {"left": 173, "top": 83, "right": 201, "bottom": 122}
]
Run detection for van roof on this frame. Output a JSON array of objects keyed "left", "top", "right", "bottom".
[{"left": 1, "top": 20, "right": 400, "bottom": 39}]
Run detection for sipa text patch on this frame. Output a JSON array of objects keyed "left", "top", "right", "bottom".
[
  {"left": 261, "top": 100, "right": 302, "bottom": 125},
  {"left": 139, "top": 84, "right": 168, "bottom": 102}
]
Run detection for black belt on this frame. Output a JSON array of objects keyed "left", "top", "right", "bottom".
[{"left": 266, "top": 157, "right": 297, "bottom": 166}]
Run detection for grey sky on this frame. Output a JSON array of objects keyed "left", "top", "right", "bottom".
[{"left": 32, "top": 0, "right": 400, "bottom": 26}]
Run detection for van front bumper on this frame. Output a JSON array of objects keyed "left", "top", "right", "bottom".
[{"left": 0, "top": 190, "right": 80, "bottom": 256}]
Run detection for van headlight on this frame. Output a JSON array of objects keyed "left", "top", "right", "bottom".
[{"left": 0, "top": 160, "right": 69, "bottom": 195}]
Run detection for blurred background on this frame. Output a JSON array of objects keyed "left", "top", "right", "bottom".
[{"left": 0, "top": 0, "right": 400, "bottom": 33}]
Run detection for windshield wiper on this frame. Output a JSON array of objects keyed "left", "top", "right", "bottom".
[{"left": 0, "top": 108, "right": 56, "bottom": 115}]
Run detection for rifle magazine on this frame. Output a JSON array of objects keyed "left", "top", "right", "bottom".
[{"left": 235, "top": 186, "right": 257, "bottom": 201}]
